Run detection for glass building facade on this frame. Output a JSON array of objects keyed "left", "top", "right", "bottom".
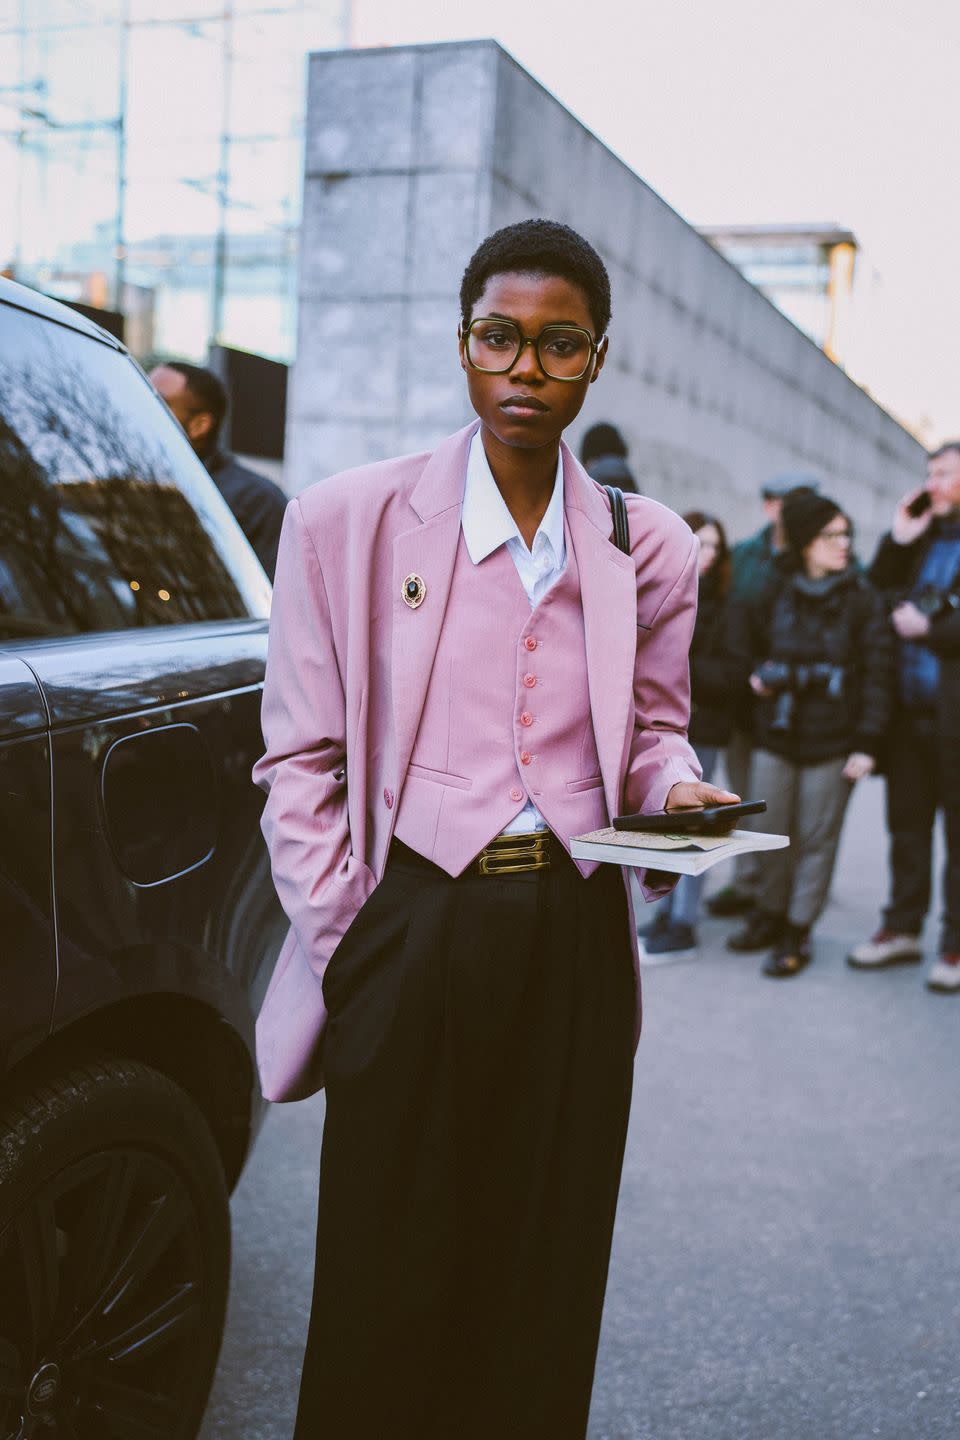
[{"left": 0, "top": 1, "right": 347, "bottom": 363}]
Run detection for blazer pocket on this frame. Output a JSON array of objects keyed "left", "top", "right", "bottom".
[
  {"left": 406, "top": 762, "right": 473, "bottom": 791},
  {"left": 566, "top": 775, "right": 605, "bottom": 794}
]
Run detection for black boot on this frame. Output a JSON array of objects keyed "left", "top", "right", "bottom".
[
  {"left": 727, "top": 908, "right": 785, "bottom": 952},
  {"left": 762, "top": 922, "right": 812, "bottom": 979}
]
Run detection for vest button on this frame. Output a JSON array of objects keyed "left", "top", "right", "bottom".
[
  {"left": 509, "top": 787, "right": 524, "bottom": 803},
  {"left": 520, "top": 751, "right": 532, "bottom": 765},
  {"left": 520, "top": 711, "right": 533, "bottom": 727},
  {"left": 524, "top": 636, "right": 538, "bottom": 652},
  {"left": 383, "top": 788, "right": 394, "bottom": 809},
  {"left": 522, "top": 673, "right": 536, "bottom": 688}
]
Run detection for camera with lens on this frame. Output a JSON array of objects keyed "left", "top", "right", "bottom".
[
  {"left": 911, "top": 585, "right": 960, "bottom": 623},
  {"left": 756, "top": 659, "right": 846, "bottom": 735}
]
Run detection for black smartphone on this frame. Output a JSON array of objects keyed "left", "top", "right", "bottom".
[
  {"left": 612, "top": 799, "right": 767, "bottom": 835},
  {"left": 906, "top": 489, "right": 933, "bottom": 518}
]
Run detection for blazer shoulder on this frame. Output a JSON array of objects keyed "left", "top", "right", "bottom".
[
  {"left": 294, "top": 447, "right": 432, "bottom": 532},
  {"left": 621, "top": 492, "right": 695, "bottom": 559}
]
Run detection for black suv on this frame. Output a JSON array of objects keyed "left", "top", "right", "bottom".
[{"left": 0, "top": 280, "right": 285, "bottom": 1439}]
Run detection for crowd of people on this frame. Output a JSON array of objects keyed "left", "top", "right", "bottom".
[{"left": 634, "top": 441, "right": 960, "bottom": 995}]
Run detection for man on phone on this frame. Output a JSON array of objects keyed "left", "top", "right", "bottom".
[{"left": 848, "top": 441, "right": 960, "bottom": 992}]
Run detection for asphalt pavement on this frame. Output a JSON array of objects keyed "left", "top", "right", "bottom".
[{"left": 198, "top": 775, "right": 960, "bottom": 1440}]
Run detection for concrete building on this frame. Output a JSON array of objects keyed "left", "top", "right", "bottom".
[{"left": 288, "top": 40, "right": 925, "bottom": 545}]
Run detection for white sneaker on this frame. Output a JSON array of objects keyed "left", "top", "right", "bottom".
[
  {"left": 926, "top": 955, "right": 960, "bottom": 993},
  {"left": 847, "top": 929, "right": 923, "bottom": 968}
]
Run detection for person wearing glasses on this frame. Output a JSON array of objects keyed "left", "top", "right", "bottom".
[
  {"left": 728, "top": 490, "right": 893, "bottom": 977},
  {"left": 253, "top": 218, "right": 735, "bottom": 1440}
]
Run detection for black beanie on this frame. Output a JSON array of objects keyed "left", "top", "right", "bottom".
[{"left": 781, "top": 490, "right": 843, "bottom": 554}]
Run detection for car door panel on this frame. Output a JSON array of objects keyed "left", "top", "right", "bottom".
[{"left": 0, "top": 656, "right": 55, "bottom": 1074}]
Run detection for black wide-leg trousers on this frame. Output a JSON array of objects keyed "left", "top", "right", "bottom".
[{"left": 293, "top": 841, "right": 636, "bottom": 1440}]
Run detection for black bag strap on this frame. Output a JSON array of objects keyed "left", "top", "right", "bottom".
[{"left": 603, "top": 484, "right": 630, "bottom": 555}]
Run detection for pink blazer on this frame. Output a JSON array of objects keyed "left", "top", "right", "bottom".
[{"left": 253, "top": 422, "right": 701, "bottom": 1101}]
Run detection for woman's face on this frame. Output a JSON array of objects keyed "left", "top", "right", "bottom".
[
  {"left": 804, "top": 515, "right": 852, "bottom": 574},
  {"left": 696, "top": 523, "right": 721, "bottom": 577},
  {"left": 458, "top": 271, "right": 607, "bottom": 453}
]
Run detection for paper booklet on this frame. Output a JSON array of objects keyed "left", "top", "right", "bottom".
[{"left": 569, "top": 826, "right": 789, "bottom": 877}]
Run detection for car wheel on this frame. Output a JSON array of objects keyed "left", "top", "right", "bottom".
[{"left": 0, "top": 1058, "right": 230, "bottom": 1440}]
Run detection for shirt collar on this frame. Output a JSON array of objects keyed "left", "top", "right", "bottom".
[{"left": 461, "top": 429, "right": 564, "bottom": 566}]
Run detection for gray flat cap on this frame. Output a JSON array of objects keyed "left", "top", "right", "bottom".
[{"left": 761, "top": 472, "right": 821, "bottom": 499}]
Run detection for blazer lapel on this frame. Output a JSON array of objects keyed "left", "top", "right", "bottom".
[
  {"left": 391, "top": 423, "right": 477, "bottom": 791},
  {"left": 563, "top": 445, "right": 639, "bottom": 821}
]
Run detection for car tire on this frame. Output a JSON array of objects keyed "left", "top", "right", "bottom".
[{"left": 0, "top": 1057, "right": 230, "bottom": 1440}]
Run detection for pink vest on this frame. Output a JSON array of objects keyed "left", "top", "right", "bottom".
[{"left": 394, "top": 526, "right": 607, "bottom": 875}]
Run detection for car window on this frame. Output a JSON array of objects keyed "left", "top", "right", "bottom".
[{"left": 0, "top": 304, "right": 272, "bottom": 641}]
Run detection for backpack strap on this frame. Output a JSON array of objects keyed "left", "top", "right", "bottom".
[{"left": 603, "top": 484, "right": 631, "bottom": 555}]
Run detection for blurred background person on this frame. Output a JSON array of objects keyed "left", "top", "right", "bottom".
[
  {"left": 579, "top": 421, "right": 639, "bottom": 493},
  {"left": 642, "top": 512, "right": 747, "bottom": 957},
  {"left": 728, "top": 490, "right": 892, "bottom": 977},
  {"left": 151, "top": 361, "right": 287, "bottom": 581},
  {"left": 848, "top": 442, "right": 960, "bottom": 993},
  {"left": 708, "top": 473, "right": 820, "bottom": 919}
]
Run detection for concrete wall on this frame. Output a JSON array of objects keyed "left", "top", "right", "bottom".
[{"left": 288, "top": 40, "right": 925, "bottom": 547}]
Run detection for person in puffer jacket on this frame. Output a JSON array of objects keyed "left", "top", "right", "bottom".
[{"left": 727, "top": 490, "right": 894, "bottom": 977}]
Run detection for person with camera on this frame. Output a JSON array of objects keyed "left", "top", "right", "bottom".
[
  {"left": 848, "top": 442, "right": 960, "bottom": 992},
  {"left": 728, "top": 490, "right": 893, "bottom": 976}
]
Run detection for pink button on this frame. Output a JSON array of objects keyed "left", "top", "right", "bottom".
[
  {"left": 520, "top": 711, "right": 533, "bottom": 727},
  {"left": 510, "top": 787, "right": 524, "bottom": 802},
  {"left": 383, "top": 788, "right": 394, "bottom": 809},
  {"left": 522, "top": 673, "right": 536, "bottom": 688},
  {"left": 524, "top": 636, "right": 538, "bottom": 652},
  {"left": 520, "top": 751, "right": 532, "bottom": 765}
]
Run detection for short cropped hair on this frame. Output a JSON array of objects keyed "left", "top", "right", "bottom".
[
  {"left": 580, "top": 422, "right": 628, "bottom": 465},
  {"left": 164, "top": 362, "right": 228, "bottom": 444},
  {"left": 459, "top": 219, "right": 612, "bottom": 337},
  {"left": 929, "top": 441, "right": 960, "bottom": 462}
]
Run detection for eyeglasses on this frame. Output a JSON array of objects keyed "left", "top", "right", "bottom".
[
  {"left": 462, "top": 317, "right": 599, "bottom": 381},
  {"left": 819, "top": 527, "right": 852, "bottom": 542}
]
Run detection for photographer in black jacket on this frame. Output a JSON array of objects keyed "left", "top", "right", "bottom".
[
  {"left": 729, "top": 491, "right": 893, "bottom": 977},
  {"left": 848, "top": 442, "right": 960, "bottom": 993}
]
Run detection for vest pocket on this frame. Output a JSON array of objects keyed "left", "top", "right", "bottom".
[
  {"left": 566, "top": 775, "right": 604, "bottom": 793},
  {"left": 406, "top": 762, "right": 473, "bottom": 791}
]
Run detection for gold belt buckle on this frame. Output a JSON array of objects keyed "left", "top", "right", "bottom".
[{"left": 477, "top": 831, "right": 552, "bottom": 876}]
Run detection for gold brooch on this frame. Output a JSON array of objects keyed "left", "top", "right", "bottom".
[{"left": 402, "top": 573, "right": 426, "bottom": 609}]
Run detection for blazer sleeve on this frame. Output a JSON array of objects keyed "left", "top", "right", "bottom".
[
  {"left": 252, "top": 498, "right": 377, "bottom": 975},
  {"left": 623, "top": 532, "right": 702, "bottom": 818}
]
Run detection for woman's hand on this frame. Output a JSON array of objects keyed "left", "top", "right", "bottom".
[
  {"left": 842, "top": 752, "right": 875, "bottom": 782},
  {"left": 666, "top": 781, "right": 740, "bottom": 811},
  {"left": 749, "top": 671, "right": 773, "bottom": 697}
]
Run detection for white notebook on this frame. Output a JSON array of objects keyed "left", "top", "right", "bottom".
[{"left": 570, "top": 826, "right": 789, "bottom": 876}]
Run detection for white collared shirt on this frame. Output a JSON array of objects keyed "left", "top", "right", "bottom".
[{"left": 461, "top": 429, "right": 566, "bottom": 834}]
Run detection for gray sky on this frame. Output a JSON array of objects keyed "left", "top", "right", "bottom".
[{"left": 354, "top": 0, "right": 959, "bottom": 445}]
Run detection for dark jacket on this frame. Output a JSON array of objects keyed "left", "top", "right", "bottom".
[
  {"left": 205, "top": 450, "right": 287, "bottom": 582},
  {"left": 688, "top": 582, "right": 750, "bottom": 749},
  {"left": 869, "top": 524, "right": 960, "bottom": 738},
  {"left": 736, "top": 564, "right": 893, "bottom": 765},
  {"left": 730, "top": 523, "right": 780, "bottom": 607},
  {"left": 728, "top": 524, "right": 783, "bottom": 729}
]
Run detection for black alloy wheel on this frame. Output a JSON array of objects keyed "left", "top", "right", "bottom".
[{"left": 0, "top": 1060, "right": 231, "bottom": 1439}]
